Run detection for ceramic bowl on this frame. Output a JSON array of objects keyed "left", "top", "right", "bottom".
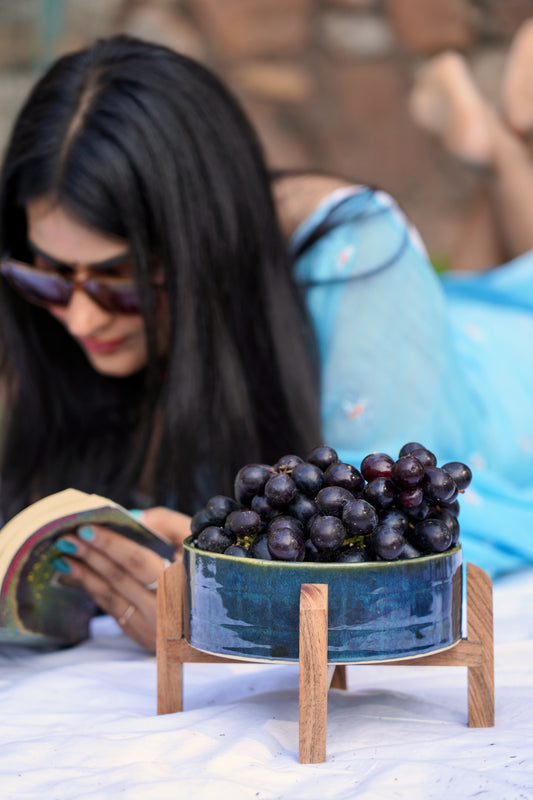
[{"left": 183, "top": 540, "right": 463, "bottom": 663}]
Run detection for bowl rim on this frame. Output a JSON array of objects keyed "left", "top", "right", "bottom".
[{"left": 183, "top": 536, "right": 462, "bottom": 570}]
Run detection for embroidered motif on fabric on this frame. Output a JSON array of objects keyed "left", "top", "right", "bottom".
[
  {"left": 463, "top": 489, "right": 482, "bottom": 506},
  {"left": 342, "top": 399, "right": 367, "bottom": 420},
  {"left": 464, "top": 323, "right": 484, "bottom": 342},
  {"left": 336, "top": 245, "right": 355, "bottom": 272},
  {"left": 519, "top": 435, "right": 533, "bottom": 453},
  {"left": 469, "top": 453, "right": 486, "bottom": 471}
]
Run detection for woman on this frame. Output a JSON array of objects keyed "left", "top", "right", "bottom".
[{"left": 1, "top": 36, "right": 532, "bottom": 650}]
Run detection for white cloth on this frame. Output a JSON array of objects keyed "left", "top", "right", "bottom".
[{"left": 1, "top": 570, "right": 532, "bottom": 799}]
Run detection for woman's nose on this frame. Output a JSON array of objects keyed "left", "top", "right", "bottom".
[{"left": 60, "top": 286, "right": 113, "bottom": 336}]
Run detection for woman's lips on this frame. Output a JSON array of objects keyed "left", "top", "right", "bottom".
[{"left": 79, "top": 336, "right": 125, "bottom": 354}]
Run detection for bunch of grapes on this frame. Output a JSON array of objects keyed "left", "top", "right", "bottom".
[{"left": 189, "top": 443, "right": 472, "bottom": 563}]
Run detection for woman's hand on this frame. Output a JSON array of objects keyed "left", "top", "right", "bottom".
[
  {"left": 52, "top": 507, "right": 192, "bottom": 652},
  {"left": 140, "top": 506, "right": 192, "bottom": 555}
]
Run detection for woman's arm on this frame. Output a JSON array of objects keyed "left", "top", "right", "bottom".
[
  {"left": 271, "top": 171, "right": 354, "bottom": 238},
  {"left": 291, "top": 187, "right": 474, "bottom": 468}
]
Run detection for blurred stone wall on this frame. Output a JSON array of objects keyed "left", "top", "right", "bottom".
[{"left": 1, "top": 0, "right": 532, "bottom": 259}]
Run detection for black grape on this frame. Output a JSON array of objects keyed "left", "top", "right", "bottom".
[
  {"left": 316, "top": 485, "right": 355, "bottom": 517},
  {"left": 324, "top": 462, "right": 365, "bottom": 495},
  {"left": 391, "top": 456, "right": 424, "bottom": 488},
  {"left": 274, "top": 454, "right": 304, "bottom": 473},
  {"left": 360, "top": 452, "right": 394, "bottom": 481},
  {"left": 190, "top": 508, "right": 211, "bottom": 537},
  {"left": 406, "top": 499, "right": 432, "bottom": 521},
  {"left": 335, "top": 544, "right": 367, "bottom": 563},
  {"left": 421, "top": 467, "right": 457, "bottom": 503},
  {"left": 309, "top": 515, "right": 347, "bottom": 552},
  {"left": 446, "top": 484, "right": 459, "bottom": 504},
  {"left": 370, "top": 524, "right": 405, "bottom": 560},
  {"left": 292, "top": 462, "right": 324, "bottom": 496},
  {"left": 287, "top": 493, "right": 318, "bottom": 526},
  {"left": 399, "top": 442, "right": 426, "bottom": 457},
  {"left": 379, "top": 508, "right": 409, "bottom": 534},
  {"left": 234, "top": 463, "right": 272, "bottom": 504},
  {"left": 442, "top": 462, "right": 473, "bottom": 491},
  {"left": 304, "top": 538, "right": 321, "bottom": 562},
  {"left": 363, "top": 477, "right": 396, "bottom": 509},
  {"left": 251, "top": 493, "right": 280, "bottom": 521},
  {"left": 429, "top": 508, "right": 460, "bottom": 545},
  {"left": 226, "top": 509, "right": 262, "bottom": 537},
  {"left": 264, "top": 472, "right": 297, "bottom": 507},
  {"left": 197, "top": 526, "right": 235, "bottom": 553},
  {"left": 439, "top": 498, "right": 460, "bottom": 517},
  {"left": 410, "top": 448, "right": 437, "bottom": 468},
  {"left": 399, "top": 541, "right": 423, "bottom": 559},
  {"left": 267, "top": 515, "right": 305, "bottom": 538},
  {"left": 249, "top": 533, "right": 273, "bottom": 560},
  {"left": 224, "top": 544, "right": 250, "bottom": 558},
  {"left": 409, "top": 518, "right": 452, "bottom": 553},
  {"left": 306, "top": 445, "right": 338, "bottom": 471},
  {"left": 204, "top": 495, "right": 240, "bottom": 526},
  {"left": 397, "top": 486, "right": 424, "bottom": 508},
  {"left": 267, "top": 527, "right": 305, "bottom": 561},
  {"left": 342, "top": 498, "right": 379, "bottom": 536}
]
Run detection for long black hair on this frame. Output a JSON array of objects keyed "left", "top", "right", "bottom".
[{"left": 0, "top": 35, "right": 321, "bottom": 520}]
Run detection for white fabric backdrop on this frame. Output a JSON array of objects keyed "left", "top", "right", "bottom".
[{"left": 1, "top": 569, "right": 533, "bottom": 799}]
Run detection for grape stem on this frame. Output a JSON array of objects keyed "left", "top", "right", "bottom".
[{"left": 342, "top": 535, "right": 367, "bottom": 548}]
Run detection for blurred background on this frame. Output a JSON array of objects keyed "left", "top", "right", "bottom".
[{"left": 1, "top": 0, "right": 532, "bottom": 263}]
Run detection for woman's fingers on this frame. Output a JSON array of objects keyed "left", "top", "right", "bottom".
[
  {"left": 53, "top": 524, "right": 173, "bottom": 651},
  {"left": 76, "top": 523, "right": 171, "bottom": 585},
  {"left": 72, "top": 534, "right": 159, "bottom": 603},
  {"left": 51, "top": 509, "right": 191, "bottom": 651},
  {"left": 55, "top": 552, "right": 158, "bottom": 651}
]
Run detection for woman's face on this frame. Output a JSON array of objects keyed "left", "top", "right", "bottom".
[{"left": 26, "top": 196, "right": 150, "bottom": 377}]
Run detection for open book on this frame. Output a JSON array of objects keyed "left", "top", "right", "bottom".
[{"left": 0, "top": 489, "right": 174, "bottom": 648}]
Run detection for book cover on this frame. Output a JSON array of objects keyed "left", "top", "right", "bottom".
[{"left": 0, "top": 489, "right": 174, "bottom": 647}]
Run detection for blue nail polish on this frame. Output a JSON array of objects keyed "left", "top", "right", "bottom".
[
  {"left": 128, "top": 508, "right": 144, "bottom": 521},
  {"left": 55, "top": 538, "right": 78, "bottom": 554},
  {"left": 78, "top": 526, "right": 95, "bottom": 541},
  {"left": 52, "top": 557, "right": 72, "bottom": 574}
]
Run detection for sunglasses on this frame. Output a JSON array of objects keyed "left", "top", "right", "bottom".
[{"left": 0, "top": 253, "right": 144, "bottom": 314}]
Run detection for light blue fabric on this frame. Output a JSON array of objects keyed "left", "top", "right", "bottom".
[{"left": 291, "top": 187, "right": 533, "bottom": 580}]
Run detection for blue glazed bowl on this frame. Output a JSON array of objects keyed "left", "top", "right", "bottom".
[{"left": 183, "top": 539, "right": 463, "bottom": 663}]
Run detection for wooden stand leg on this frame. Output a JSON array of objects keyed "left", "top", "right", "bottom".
[
  {"left": 466, "top": 562, "right": 494, "bottom": 727},
  {"left": 299, "top": 584, "right": 328, "bottom": 764},
  {"left": 156, "top": 561, "right": 186, "bottom": 714},
  {"left": 330, "top": 665, "right": 347, "bottom": 690}
]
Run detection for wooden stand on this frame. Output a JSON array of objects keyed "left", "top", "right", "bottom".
[{"left": 156, "top": 561, "right": 494, "bottom": 763}]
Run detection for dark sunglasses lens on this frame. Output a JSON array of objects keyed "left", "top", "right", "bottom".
[
  {"left": 2, "top": 263, "right": 71, "bottom": 306},
  {"left": 85, "top": 280, "right": 141, "bottom": 314}
]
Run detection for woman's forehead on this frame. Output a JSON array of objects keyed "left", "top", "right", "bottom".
[{"left": 26, "top": 196, "right": 129, "bottom": 265}]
